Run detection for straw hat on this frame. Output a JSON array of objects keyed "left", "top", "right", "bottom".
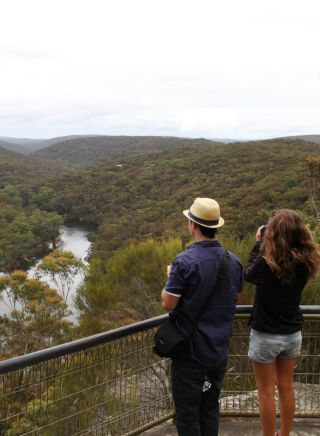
[{"left": 183, "top": 198, "right": 224, "bottom": 228}]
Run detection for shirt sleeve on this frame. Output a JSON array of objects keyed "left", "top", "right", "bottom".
[
  {"left": 164, "top": 257, "right": 187, "bottom": 297},
  {"left": 244, "top": 242, "right": 268, "bottom": 284}
]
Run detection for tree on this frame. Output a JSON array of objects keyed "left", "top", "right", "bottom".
[
  {"left": 0, "top": 270, "right": 72, "bottom": 358},
  {"left": 0, "top": 204, "right": 63, "bottom": 272},
  {"left": 35, "top": 249, "right": 86, "bottom": 304}
]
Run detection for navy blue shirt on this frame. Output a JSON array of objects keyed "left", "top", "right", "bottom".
[{"left": 165, "top": 240, "right": 243, "bottom": 367}]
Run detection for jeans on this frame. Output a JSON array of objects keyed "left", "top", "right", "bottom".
[{"left": 171, "top": 359, "right": 226, "bottom": 436}]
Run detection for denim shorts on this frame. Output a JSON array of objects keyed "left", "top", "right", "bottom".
[{"left": 248, "top": 329, "right": 302, "bottom": 364}]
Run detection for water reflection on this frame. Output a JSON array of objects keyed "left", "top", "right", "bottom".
[
  {"left": 59, "top": 223, "right": 93, "bottom": 260},
  {"left": 0, "top": 223, "right": 93, "bottom": 318}
]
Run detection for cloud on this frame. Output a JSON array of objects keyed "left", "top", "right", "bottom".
[{"left": 0, "top": 0, "right": 320, "bottom": 138}]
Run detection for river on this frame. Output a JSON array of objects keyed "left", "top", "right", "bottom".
[{"left": 0, "top": 222, "right": 93, "bottom": 318}]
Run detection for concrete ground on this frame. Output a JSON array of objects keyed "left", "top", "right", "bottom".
[{"left": 142, "top": 417, "right": 320, "bottom": 435}]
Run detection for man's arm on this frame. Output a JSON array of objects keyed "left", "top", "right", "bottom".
[
  {"left": 161, "top": 290, "right": 180, "bottom": 311},
  {"left": 161, "top": 262, "right": 185, "bottom": 311},
  {"left": 237, "top": 291, "right": 244, "bottom": 305}
]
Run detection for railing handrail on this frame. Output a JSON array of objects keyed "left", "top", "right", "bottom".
[{"left": 1, "top": 305, "right": 319, "bottom": 374}]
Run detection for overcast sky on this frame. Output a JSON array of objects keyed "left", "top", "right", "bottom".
[{"left": 0, "top": 0, "right": 319, "bottom": 140}]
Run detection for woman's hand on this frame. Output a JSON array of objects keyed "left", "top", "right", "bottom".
[{"left": 256, "top": 226, "right": 264, "bottom": 242}]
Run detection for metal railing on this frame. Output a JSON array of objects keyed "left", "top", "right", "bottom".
[{"left": 0, "top": 306, "right": 319, "bottom": 435}]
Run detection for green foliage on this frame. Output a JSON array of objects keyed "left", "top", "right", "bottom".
[
  {"left": 36, "top": 249, "right": 86, "bottom": 304},
  {"left": 302, "top": 156, "right": 320, "bottom": 221},
  {"left": 75, "top": 238, "right": 182, "bottom": 335},
  {"left": 0, "top": 146, "right": 62, "bottom": 186},
  {"left": 0, "top": 270, "right": 71, "bottom": 358},
  {"left": 0, "top": 145, "right": 66, "bottom": 271},
  {"left": 0, "top": 201, "right": 63, "bottom": 272},
  {"left": 219, "top": 232, "right": 256, "bottom": 303}
]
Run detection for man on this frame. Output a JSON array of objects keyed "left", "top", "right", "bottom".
[{"left": 161, "top": 197, "right": 243, "bottom": 436}]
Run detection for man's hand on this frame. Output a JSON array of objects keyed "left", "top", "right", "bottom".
[{"left": 167, "top": 264, "right": 172, "bottom": 278}]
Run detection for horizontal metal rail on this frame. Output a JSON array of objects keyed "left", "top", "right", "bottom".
[
  {"left": 0, "top": 313, "right": 167, "bottom": 375},
  {"left": 1, "top": 305, "right": 319, "bottom": 375}
]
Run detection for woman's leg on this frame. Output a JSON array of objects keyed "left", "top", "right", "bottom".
[
  {"left": 251, "top": 361, "right": 276, "bottom": 436},
  {"left": 275, "top": 358, "right": 296, "bottom": 436}
]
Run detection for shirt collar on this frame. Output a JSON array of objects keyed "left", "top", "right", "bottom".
[{"left": 187, "top": 240, "right": 222, "bottom": 249}]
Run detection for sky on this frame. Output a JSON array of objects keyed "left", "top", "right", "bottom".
[{"left": 1, "top": 0, "right": 320, "bottom": 140}]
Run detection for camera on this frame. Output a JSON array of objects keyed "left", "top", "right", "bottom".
[{"left": 260, "top": 225, "right": 268, "bottom": 237}]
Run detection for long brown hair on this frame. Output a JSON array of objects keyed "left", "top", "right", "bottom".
[{"left": 261, "top": 209, "right": 320, "bottom": 283}]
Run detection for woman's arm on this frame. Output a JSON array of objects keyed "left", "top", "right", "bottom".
[
  {"left": 244, "top": 226, "right": 268, "bottom": 284},
  {"left": 244, "top": 242, "right": 263, "bottom": 283}
]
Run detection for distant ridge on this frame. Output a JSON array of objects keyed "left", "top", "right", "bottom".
[
  {"left": 0, "top": 137, "right": 46, "bottom": 145},
  {"left": 0, "top": 140, "right": 26, "bottom": 154},
  {"left": 31, "top": 135, "right": 223, "bottom": 166},
  {"left": 210, "top": 138, "right": 245, "bottom": 143},
  {"left": 0, "top": 137, "right": 46, "bottom": 154},
  {"left": 1, "top": 133, "right": 319, "bottom": 161},
  {"left": 0, "top": 144, "right": 64, "bottom": 185},
  {"left": 0, "top": 144, "right": 27, "bottom": 159},
  {"left": 0, "top": 135, "right": 102, "bottom": 154},
  {"left": 284, "top": 134, "right": 320, "bottom": 144}
]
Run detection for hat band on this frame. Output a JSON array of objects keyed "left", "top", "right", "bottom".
[{"left": 188, "top": 211, "right": 219, "bottom": 226}]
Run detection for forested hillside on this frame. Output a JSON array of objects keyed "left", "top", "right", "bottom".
[
  {"left": 0, "top": 146, "right": 63, "bottom": 185},
  {"left": 0, "top": 147, "right": 65, "bottom": 270},
  {"left": 45, "top": 138, "right": 320, "bottom": 258},
  {"left": 1, "top": 135, "right": 320, "bottom": 272}
]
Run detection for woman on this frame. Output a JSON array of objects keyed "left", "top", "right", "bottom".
[{"left": 244, "top": 209, "right": 320, "bottom": 436}]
